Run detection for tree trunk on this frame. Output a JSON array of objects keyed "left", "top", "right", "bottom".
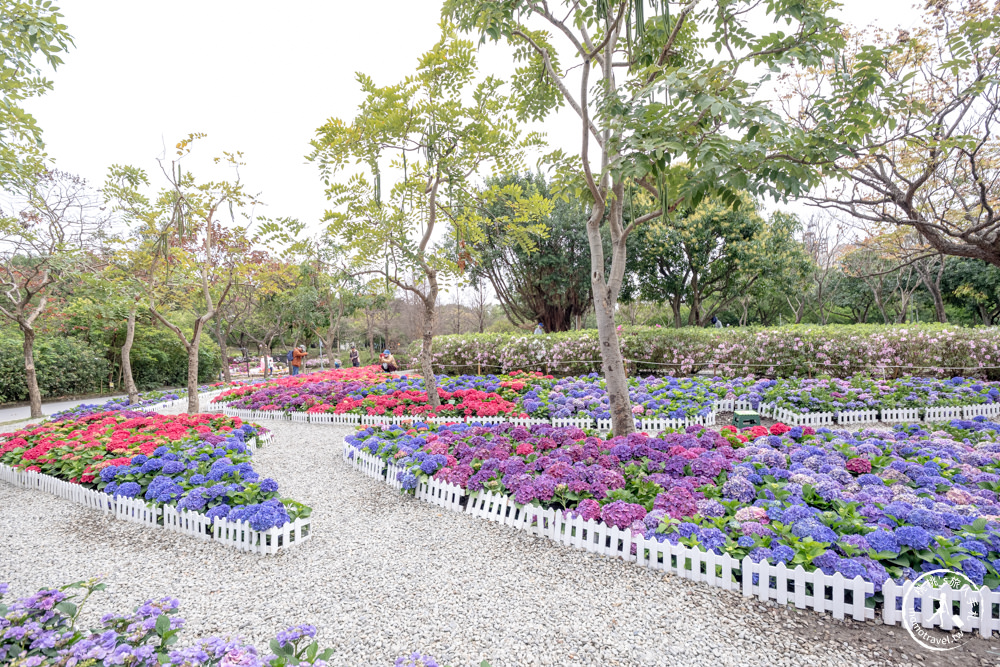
[
  {"left": 22, "top": 324, "right": 42, "bottom": 419},
  {"left": 186, "top": 325, "right": 203, "bottom": 414},
  {"left": 215, "top": 317, "right": 231, "bottom": 383},
  {"left": 593, "top": 284, "right": 632, "bottom": 434},
  {"left": 587, "top": 198, "right": 634, "bottom": 436},
  {"left": 980, "top": 305, "right": 993, "bottom": 326},
  {"left": 688, "top": 270, "right": 701, "bottom": 326},
  {"left": 420, "top": 276, "right": 441, "bottom": 409},
  {"left": 121, "top": 307, "right": 139, "bottom": 405},
  {"left": 919, "top": 260, "right": 948, "bottom": 323},
  {"left": 670, "top": 294, "right": 682, "bottom": 328}
]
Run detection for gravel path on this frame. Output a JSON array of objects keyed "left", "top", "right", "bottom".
[{"left": 0, "top": 415, "right": 996, "bottom": 667}]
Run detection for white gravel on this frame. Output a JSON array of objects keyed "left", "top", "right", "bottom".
[{"left": 0, "top": 414, "right": 974, "bottom": 667}]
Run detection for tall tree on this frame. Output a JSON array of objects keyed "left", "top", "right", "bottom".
[
  {"left": 0, "top": 1, "right": 73, "bottom": 184},
  {"left": 104, "top": 136, "right": 263, "bottom": 413},
  {"left": 310, "top": 31, "right": 549, "bottom": 406},
  {"left": 941, "top": 257, "right": 1000, "bottom": 325},
  {"left": 625, "top": 195, "right": 810, "bottom": 327},
  {"left": 447, "top": 0, "right": 845, "bottom": 434},
  {"left": 0, "top": 171, "right": 106, "bottom": 417},
  {"left": 471, "top": 172, "right": 599, "bottom": 331},
  {"left": 790, "top": 1, "right": 1000, "bottom": 265}
]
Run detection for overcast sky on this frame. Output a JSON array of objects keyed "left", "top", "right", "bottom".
[{"left": 29, "top": 0, "right": 920, "bottom": 239}]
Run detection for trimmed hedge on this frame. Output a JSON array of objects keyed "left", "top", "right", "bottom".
[
  {"left": 415, "top": 324, "right": 1000, "bottom": 379},
  {"left": 127, "top": 326, "right": 223, "bottom": 390},
  {"left": 0, "top": 336, "right": 109, "bottom": 403}
]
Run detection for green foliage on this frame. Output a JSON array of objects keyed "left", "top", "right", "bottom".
[
  {"left": 309, "top": 28, "right": 550, "bottom": 296},
  {"left": 624, "top": 194, "right": 812, "bottom": 326},
  {"left": 941, "top": 258, "right": 1000, "bottom": 324},
  {"left": 0, "top": 1, "right": 74, "bottom": 182},
  {"left": 127, "top": 325, "right": 222, "bottom": 390},
  {"left": 469, "top": 172, "right": 603, "bottom": 331},
  {"left": 0, "top": 335, "right": 107, "bottom": 403}
]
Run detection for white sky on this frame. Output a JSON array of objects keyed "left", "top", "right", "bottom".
[{"left": 29, "top": 0, "right": 920, "bottom": 238}]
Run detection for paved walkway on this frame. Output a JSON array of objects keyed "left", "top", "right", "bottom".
[{"left": 0, "top": 394, "right": 125, "bottom": 424}]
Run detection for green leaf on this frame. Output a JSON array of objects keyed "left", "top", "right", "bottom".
[
  {"left": 55, "top": 601, "right": 77, "bottom": 617},
  {"left": 155, "top": 614, "right": 171, "bottom": 636}
]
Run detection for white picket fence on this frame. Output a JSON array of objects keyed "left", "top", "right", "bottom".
[
  {"left": 924, "top": 405, "right": 964, "bottom": 423},
  {"left": 879, "top": 407, "right": 922, "bottom": 424},
  {"left": 834, "top": 410, "right": 880, "bottom": 425},
  {"left": 134, "top": 389, "right": 228, "bottom": 415},
  {"left": 881, "top": 579, "right": 1000, "bottom": 636},
  {"left": 340, "top": 437, "right": 879, "bottom": 624},
  {"left": 222, "top": 406, "right": 713, "bottom": 433},
  {"left": 339, "top": 436, "right": 1000, "bottom": 635},
  {"left": 771, "top": 406, "right": 835, "bottom": 427},
  {"left": 0, "top": 462, "right": 310, "bottom": 555},
  {"left": 218, "top": 396, "right": 1000, "bottom": 431},
  {"left": 964, "top": 403, "right": 1000, "bottom": 420}
]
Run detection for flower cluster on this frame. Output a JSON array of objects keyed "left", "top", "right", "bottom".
[
  {"left": 0, "top": 580, "right": 335, "bottom": 667},
  {"left": 347, "top": 417, "right": 1000, "bottom": 591},
  {"left": 0, "top": 412, "right": 308, "bottom": 531},
  {"left": 213, "top": 364, "right": 1000, "bottom": 422},
  {"left": 763, "top": 375, "right": 1000, "bottom": 414},
  {"left": 0, "top": 580, "right": 450, "bottom": 667}
]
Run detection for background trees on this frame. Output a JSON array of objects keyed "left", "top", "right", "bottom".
[
  {"left": 309, "top": 31, "right": 549, "bottom": 406},
  {"left": 470, "top": 172, "right": 598, "bottom": 332},
  {"left": 789, "top": 1, "right": 1000, "bottom": 265},
  {"left": 446, "top": 0, "right": 847, "bottom": 435},
  {"left": 104, "top": 137, "right": 264, "bottom": 413},
  {"left": 0, "top": 171, "right": 106, "bottom": 417}
]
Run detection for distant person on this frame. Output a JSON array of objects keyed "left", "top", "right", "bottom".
[
  {"left": 533, "top": 322, "right": 544, "bottom": 335},
  {"left": 286, "top": 348, "right": 294, "bottom": 367},
  {"left": 333, "top": 358, "right": 342, "bottom": 369},
  {"left": 291, "top": 345, "right": 307, "bottom": 375},
  {"left": 380, "top": 349, "right": 398, "bottom": 373},
  {"left": 711, "top": 315, "right": 723, "bottom": 329},
  {"left": 349, "top": 343, "right": 360, "bottom": 367}
]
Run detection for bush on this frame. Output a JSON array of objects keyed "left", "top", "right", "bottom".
[
  {"left": 417, "top": 324, "right": 1000, "bottom": 379},
  {"left": 128, "top": 326, "right": 223, "bottom": 390},
  {"left": 0, "top": 335, "right": 109, "bottom": 403}
]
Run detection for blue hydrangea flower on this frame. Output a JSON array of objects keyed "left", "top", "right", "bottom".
[
  {"left": 864, "top": 530, "right": 899, "bottom": 555},
  {"left": 115, "top": 482, "right": 141, "bottom": 498},
  {"left": 894, "top": 526, "right": 932, "bottom": 550}
]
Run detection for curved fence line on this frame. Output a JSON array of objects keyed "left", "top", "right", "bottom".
[
  {"left": 215, "top": 398, "right": 1000, "bottom": 430},
  {"left": 341, "top": 435, "right": 1000, "bottom": 636},
  {"left": 0, "top": 432, "right": 303, "bottom": 555}
]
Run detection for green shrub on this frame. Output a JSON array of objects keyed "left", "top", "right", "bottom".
[
  {"left": 417, "top": 324, "right": 1000, "bottom": 379},
  {"left": 0, "top": 336, "right": 109, "bottom": 403},
  {"left": 128, "top": 326, "right": 222, "bottom": 390}
]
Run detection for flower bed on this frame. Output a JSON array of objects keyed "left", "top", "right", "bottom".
[
  {"left": 762, "top": 376, "right": 1000, "bottom": 415},
  {"left": 0, "top": 411, "right": 309, "bottom": 539},
  {"left": 212, "top": 366, "right": 1000, "bottom": 429},
  {"left": 212, "top": 366, "right": 386, "bottom": 411},
  {"left": 0, "top": 579, "right": 442, "bottom": 667},
  {"left": 345, "top": 418, "right": 1000, "bottom": 599}
]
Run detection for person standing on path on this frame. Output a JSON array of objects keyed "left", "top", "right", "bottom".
[
  {"left": 291, "top": 345, "right": 307, "bottom": 375},
  {"left": 349, "top": 344, "right": 360, "bottom": 367}
]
